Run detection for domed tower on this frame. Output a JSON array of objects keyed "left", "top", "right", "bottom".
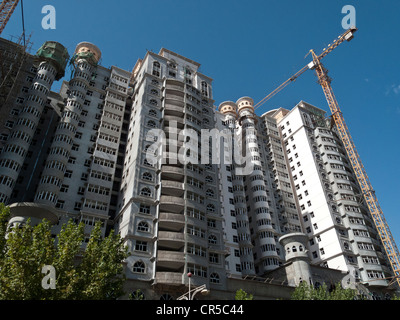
[
  {"left": 279, "top": 233, "right": 313, "bottom": 286},
  {"left": 218, "top": 101, "right": 237, "bottom": 130},
  {"left": 219, "top": 101, "right": 255, "bottom": 275},
  {"left": 35, "top": 42, "right": 101, "bottom": 206},
  {"left": 236, "top": 97, "right": 278, "bottom": 273},
  {"left": 236, "top": 96, "right": 257, "bottom": 125},
  {"left": 0, "top": 41, "right": 69, "bottom": 204}
]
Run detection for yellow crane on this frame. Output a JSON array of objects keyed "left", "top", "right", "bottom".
[
  {"left": 0, "top": 0, "right": 20, "bottom": 35},
  {"left": 255, "top": 27, "right": 400, "bottom": 287}
]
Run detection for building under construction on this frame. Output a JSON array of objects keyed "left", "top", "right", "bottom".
[
  {"left": 0, "top": 1, "right": 399, "bottom": 300},
  {"left": 0, "top": 34, "right": 398, "bottom": 300}
]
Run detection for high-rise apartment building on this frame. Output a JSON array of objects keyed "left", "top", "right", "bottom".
[{"left": 0, "top": 37, "right": 396, "bottom": 299}]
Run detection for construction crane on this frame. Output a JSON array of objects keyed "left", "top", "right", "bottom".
[
  {"left": 0, "top": 0, "right": 20, "bottom": 35},
  {"left": 254, "top": 27, "right": 400, "bottom": 288}
]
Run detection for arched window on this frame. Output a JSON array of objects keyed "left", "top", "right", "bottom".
[
  {"left": 144, "top": 144, "right": 151, "bottom": 152},
  {"left": 292, "top": 246, "right": 297, "bottom": 252},
  {"left": 149, "top": 109, "right": 157, "bottom": 117},
  {"left": 142, "top": 172, "right": 153, "bottom": 181},
  {"left": 152, "top": 61, "right": 160, "bottom": 77},
  {"left": 150, "top": 89, "right": 158, "bottom": 96},
  {"left": 299, "top": 245, "right": 304, "bottom": 252},
  {"left": 202, "top": 107, "right": 209, "bottom": 114},
  {"left": 140, "top": 187, "right": 152, "bottom": 197},
  {"left": 130, "top": 289, "right": 145, "bottom": 300},
  {"left": 210, "top": 273, "right": 220, "bottom": 284},
  {"left": 133, "top": 261, "right": 145, "bottom": 273},
  {"left": 206, "top": 204, "right": 215, "bottom": 213},
  {"left": 206, "top": 189, "right": 214, "bottom": 197},
  {"left": 147, "top": 120, "right": 156, "bottom": 128},
  {"left": 201, "top": 81, "right": 208, "bottom": 97},
  {"left": 203, "top": 118, "right": 210, "bottom": 125},
  {"left": 138, "top": 221, "right": 150, "bottom": 232},
  {"left": 205, "top": 176, "right": 213, "bottom": 183},
  {"left": 208, "top": 234, "right": 217, "bottom": 245},
  {"left": 149, "top": 99, "right": 158, "bottom": 106}
]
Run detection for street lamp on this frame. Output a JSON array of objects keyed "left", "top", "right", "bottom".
[
  {"left": 176, "top": 272, "right": 210, "bottom": 300},
  {"left": 188, "top": 272, "right": 192, "bottom": 300}
]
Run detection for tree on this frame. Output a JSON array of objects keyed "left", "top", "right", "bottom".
[
  {"left": 0, "top": 204, "right": 128, "bottom": 300},
  {"left": 235, "top": 289, "right": 253, "bottom": 300},
  {"left": 291, "top": 281, "right": 356, "bottom": 300}
]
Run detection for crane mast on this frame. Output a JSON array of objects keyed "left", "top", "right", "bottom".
[
  {"left": 255, "top": 27, "right": 400, "bottom": 287},
  {"left": 0, "top": 0, "right": 20, "bottom": 35},
  {"left": 309, "top": 48, "right": 400, "bottom": 287}
]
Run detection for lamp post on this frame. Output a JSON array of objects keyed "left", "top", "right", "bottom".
[
  {"left": 188, "top": 272, "right": 192, "bottom": 301},
  {"left": 176, "top": 272, "right": 210, "bottom": 300}
]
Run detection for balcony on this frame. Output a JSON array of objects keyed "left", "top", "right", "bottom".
[
  {"left": 158, "top": 231, "right": 185, "bottom": 250},
  {"left": 164, "top": 115, "right": 184, "bottom": 129},
  {"left": 155, "top": 272, "right": 182, "bottom": 286},
  {"left": 158, "top": 212, "right": 185, "bottom": 231},
  {"left": 160, "top": 195, "right": 185, "bottom": 213},
  {"left": 161, "top": 180, "right": 184, "bottom": 196},
  {"left": 161, "top": 166, "right": 184, "bottom": 181},
  {"left": 157, "top": 250, "right": 185, "bottom": 270},
  {"left": 165, "top": 104, "right": 184, "bottom": 117},
  {"left": 165, "top": 79, "right": 184, "bottom": 91}
]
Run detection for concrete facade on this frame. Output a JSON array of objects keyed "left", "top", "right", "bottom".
[{"left": 0, "top": 37, "right": 397, "bottom": 299}]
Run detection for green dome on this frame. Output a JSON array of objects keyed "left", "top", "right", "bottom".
[{"left": 35, "top": 41, "right": 70, "bottom": 80}]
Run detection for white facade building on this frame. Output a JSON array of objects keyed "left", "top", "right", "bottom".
[{"left": 0, "top": 38, "right": 395, "bottom": 299}]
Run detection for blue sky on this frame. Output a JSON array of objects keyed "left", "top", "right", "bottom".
[{"left": 3, "top": 0, "right": 400, "bottom": 248}]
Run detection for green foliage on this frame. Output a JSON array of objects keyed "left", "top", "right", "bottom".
[
  {"left": 0, "top": 204, "right": 128, "bottom": 300},
  {"left": 129, "top": 289, "right": 145, "bottom": 300},
  {"left": 235, "top": 289, "right": 254, "bottom": 300},
  {"left": 291, "top": 281, "right": 356, "bottom": 300}
]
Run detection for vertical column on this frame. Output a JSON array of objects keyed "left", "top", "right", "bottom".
[
  {"left": 237, "top": 97, "right": 278, "bottom": 273},
  {"left": 0, "top": 41, "right": 69, "bottom": 204},
  {"left": 35, "top": 42, "right": 101, "bottom": 206},
  {"left": 220, "top": 101, "right": 255, "bottom": 275}
]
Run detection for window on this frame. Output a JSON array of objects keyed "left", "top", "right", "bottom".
[
  {"left": 206, "top": 189, "right": 214, "bottom": 197},
  {"left": 64, "top": 170, "right": 73, "bottom": 178},
  {"left": 135, "top": 241, "right": 148, "bottom": 252},
  {"left": 60, "top": 184, "right": 69, "bottom": 193},
  {"left": 55, "top": 200, "right": 65, "bottom": 209},
  {"left": 140, "top": 187, "right": 152, "bottom": 197},
  {"left": 208, "top": 234, "right": 217, "bottom": 245},
  {"left": 208, "top": 219, "right": 216, "bottom": 228},
  {"left": 152, "top": 61, "right": 160, "bottom": 77},
  {"left": 147, "top": 120, "right": 156, "bottom": 128},
  {"left": 210, "top": 273, "right": 220, "bottom": 284},
  {"left": 206, "top": 204, "right": 215, "bottom": 213},
  {"left": 150, "top": 89, "right": 158, "bottom": 96},
  {"left": 139, "top": 204, "right": 151, "bottom": 214},
  {"left": 133, "top": 261, "right": 145, "bottom": 273},
  {"left": 5, "top": 120, "right": 14, "bottom": 129},
  {"left": 209, "top": 253, "right": 219, "bottom": 264},
  {"left": 142, "top": 172, "right": 153, "bottom": 181},
  {"left": 137, "top": 221, "right": 150, "bottom": 232}
]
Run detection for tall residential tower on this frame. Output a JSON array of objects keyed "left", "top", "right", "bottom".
[{"left": 0, "top": 37, "right": 395, "bottom": 299}]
